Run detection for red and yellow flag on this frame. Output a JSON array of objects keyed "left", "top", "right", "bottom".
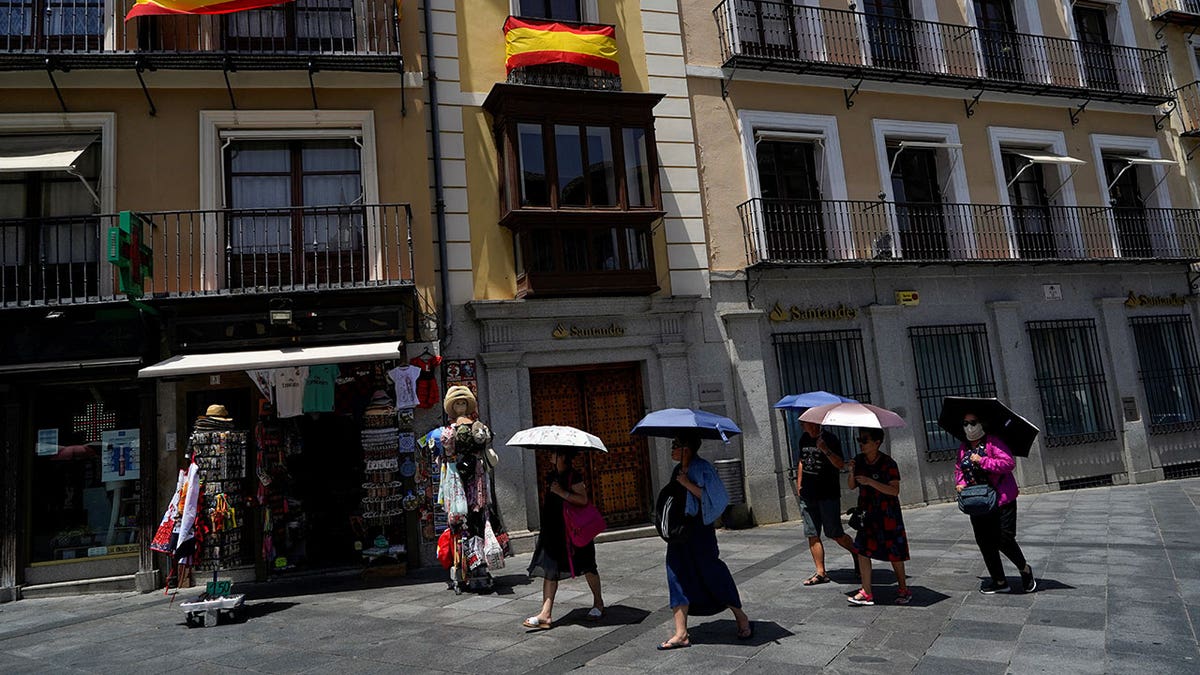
[
  {"left": 126, "top": 0, "right": 293, "bottom": 20},
  {"left": 503, "top": 16, "right": 619, "bottom": 75}
]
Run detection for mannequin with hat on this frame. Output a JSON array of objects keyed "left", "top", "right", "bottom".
[{"left": 431, "top": 386, "right": 506, "bottom": 593}]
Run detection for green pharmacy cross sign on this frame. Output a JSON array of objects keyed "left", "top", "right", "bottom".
[{"left": 107, "top": 211, "right": 153, "bottom": 299}]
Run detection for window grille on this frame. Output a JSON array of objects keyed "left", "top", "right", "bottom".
[
  {"left": 1130, "top": 315, "right": 1200, "bottom": 435},
  {"left": 1027, "top": 319, "right": 1117, "bottom": 446},
  {"left": 908, "top": 324, "right": 997, "bottom": 462},
  {"left": 773, "top": 330, "right": 871, "bottom": 473}
]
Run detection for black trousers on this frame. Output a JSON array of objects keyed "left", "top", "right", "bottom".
[{"left": 970, "top": 500, "right": 1027, "bottom": 581}]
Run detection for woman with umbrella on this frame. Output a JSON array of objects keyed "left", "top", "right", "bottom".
[
  {"left": 846, "top": 427, "right": 912, "bottom": 606},
  {"left": 508, "top": 427, "right": 606, "bottom": 630},
  {"left": 946, "top": 399, "right": 1036, "bottom": 594},
  {"left": 658, "top": 433, "right": 752, "bottom": 648}
]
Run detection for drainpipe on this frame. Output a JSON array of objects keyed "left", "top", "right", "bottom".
[{"left": 424, "top": 0, "right": 452, "bottom": 345}]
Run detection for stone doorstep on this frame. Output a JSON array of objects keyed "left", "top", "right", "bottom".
[{"left": 19, "top": 574, "right": 136, "bottom": 599}]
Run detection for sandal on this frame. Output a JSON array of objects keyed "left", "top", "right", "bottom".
[
  {"left": 522, "top": 616, "right": 552, "bottom": 630},
  {"left": 657, "top": 636, "right": 691, "bottom": 651},
  {"left": 586, "top": 606, "right": 605, "bottom": 621},
  {"left": 894, "top": 589, "right": 912, "bottom": 605},
  {"left": 736, "top": 621, "right": 753, "bottom": 640},
  {"left": 803, "top": 573, "right": 831, "bottom": 586}
]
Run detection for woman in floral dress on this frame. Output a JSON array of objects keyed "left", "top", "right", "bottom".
[{"left": 847, "top": 427, "right": 911, "bottom": 606}]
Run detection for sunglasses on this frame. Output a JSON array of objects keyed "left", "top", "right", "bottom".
[{"left": 962, "top": 420, "right": 982, "bottom": 427}]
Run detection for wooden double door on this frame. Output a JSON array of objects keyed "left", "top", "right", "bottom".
[{"left": 530, "top": 363, "right": 651, "bottom": 528}]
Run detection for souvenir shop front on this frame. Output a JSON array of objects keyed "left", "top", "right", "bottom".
[{"left": 139, "top": 341, "right": 448, "bottom": 581}]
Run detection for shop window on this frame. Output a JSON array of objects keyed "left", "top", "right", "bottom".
[
  {"left": 485, "top": 85, "right": 664, "bottom": 297},
  {"left": 773, "top": 330, "right": 872, "bottom": 471},
  {"left": 1027, "top": 319, "right": 1118, "bottom": 446},
  {"left": 1130, "top": 315, "right": 1200, "bottom": 434},
  {"left": 0, "top": 134, "right": 102, "bottom": 303},
  {"left": 30, "top": 385, "right": 142, "bottom": 564},
  {"left": 224, "top": 137, "right": 365, "bottom": 289},
  {"left": 909, "top": 324, "right": 998, "bottom": 461}
]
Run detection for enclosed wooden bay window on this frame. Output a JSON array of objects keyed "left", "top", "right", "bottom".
[{"left": 484, "top": 83, "right": 664, "bottom": 297}]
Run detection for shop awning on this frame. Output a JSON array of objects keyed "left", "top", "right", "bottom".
[
  {"left": 0, "top": 357, "right": 142, "bottom": 376},
  {"left": 138, "top": 341, "right": 403, "bottom": 378}
]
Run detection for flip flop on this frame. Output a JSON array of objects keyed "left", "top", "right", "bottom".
[
  {"left": 803, "top": 573, "right": 831, "bottom": 586},
  {"left": 586, "top": 606, "right": 606, "bottom": 621},
  {"left": 657, "top": 638, "right": 691, "bottom": 651},
  {"left": 522, "top": 616, "right": 552, "bottom": 630}
]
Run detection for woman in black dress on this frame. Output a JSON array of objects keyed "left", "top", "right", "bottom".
[{"left": 524, "top": 449, "right": 605, "bottom": 629}]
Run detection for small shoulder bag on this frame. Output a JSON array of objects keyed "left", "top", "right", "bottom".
[{"left": 957, "top": 444, "right": 999, "bottom": 516}]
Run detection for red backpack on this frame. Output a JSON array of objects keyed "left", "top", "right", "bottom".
[{"left": 436, "top": 529, "right": 455, "bottom": 569}]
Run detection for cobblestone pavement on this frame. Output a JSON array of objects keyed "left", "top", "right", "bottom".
[{"left": 2, "top": 478, "right": 1198, "bottom": 674}]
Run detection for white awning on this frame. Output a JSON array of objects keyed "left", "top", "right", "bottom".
[
  {"left": 0, "top": 134, "right": 98, "bottom": 173},
  {"left": 1014, "top": 151, "right": 1086, "bottom": 165},
  {"left": 1116, "top": 156, "right": 1176, "bottom": 165},
  {"left": 138, "top": 341, "right": 403, "bottom": 378},
  {"left": 896, "top": 140, "right": 963, "bottom": 151},
  {"left": 755, "top": 130, "right": 825, "bottom": 144}
]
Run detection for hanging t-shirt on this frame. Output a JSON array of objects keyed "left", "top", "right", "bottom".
[
  {"left": 274, "top": 366, "right": 309, "bottom": 418},
  {"left": 387, "top": 365, "right": 421, "bottom": 410},
  {"left": 335, "top": 362, "right": 375, "bottom": 417},
  {"left": 409, "top": 354, "right": 443, "bottom": 409},
  {"left": 246, "top": 369, "right": 275, "bottom": 403},
  {"left": 302, "top": 364, "right": 339, "bottom": 413}
]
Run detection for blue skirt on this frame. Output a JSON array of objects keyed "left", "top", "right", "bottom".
[{"left": 665, "top": 523, "right": 742, "bottom": 616}]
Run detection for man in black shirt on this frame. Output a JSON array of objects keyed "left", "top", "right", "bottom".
[{"left": 795, "top": 421, "right": 856, "bottom": 585}]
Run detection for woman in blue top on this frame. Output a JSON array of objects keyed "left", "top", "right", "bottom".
[{"left": 659, "top": 434, "right": 752, "bottom": 650}]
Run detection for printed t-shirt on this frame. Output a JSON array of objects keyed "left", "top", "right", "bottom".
[
  {"left": 797, "top": 430, "right": 843, "bottom": 501},
  {"left": 302, "top": 364, "right": 339, "bottom": 413},
  {"left": 274, "top": 366, "right": 309, "bottom": 418},
  {"left": 246, "top": 369, "right": 275, "bottom": 403},
  {"left": 335, "top": 362, "right": 375, "bottom": 417},
  {"left": 387, "top": 365, "right": 421, "bottom": 410}
]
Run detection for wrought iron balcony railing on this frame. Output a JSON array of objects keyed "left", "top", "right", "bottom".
[
  {"left": 0, "top": 0, "right": 401, "bottom": 71},
  {"left": 507, "top": 63, "right": 622, "bottom": 91},
  {"left": 1150, "top": 0, "right": 1200, "bottom": 24},
  {"left": 714, "top": 0, "right": 1173, "bottom": 105},
  {"left": 738, "top": 198, "right": 1200, "bottom": 265},
  {"left": 0, "top": 203, "right": 413, "bottom": 309}
]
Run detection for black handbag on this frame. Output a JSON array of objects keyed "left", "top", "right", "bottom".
[
  {"left": 654, "top": 470, "right": 695, "bottom": 543},
  {"left": 845, "top": 506, "right": 865, "bottom": 530},
  {"left": 958, "top": 484, "right": 999, "bottom": 516}
]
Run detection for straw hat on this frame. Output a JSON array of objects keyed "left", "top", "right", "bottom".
[
  {"left": 443, "top": 385, "right": 477, "bottom": 417},
  {"left": 204, "top": 404, "right": 233, "bottom": 421}
]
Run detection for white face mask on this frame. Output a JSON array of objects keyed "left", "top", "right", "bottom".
[{"left": 963, "top": 421, "right": 985, "bottom": 442}]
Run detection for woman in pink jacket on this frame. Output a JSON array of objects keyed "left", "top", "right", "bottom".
[{"left": 954, "top": 412, "right": 1035, "bottom": 594}]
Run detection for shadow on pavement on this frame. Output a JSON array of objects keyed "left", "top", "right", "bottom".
[
  {"left": 556, "top": 604, "right": 652, "bottom": 627},
  {"left": 1030, "top": 578, "right": 1075, "bottom": 592},
  {"left": 244, "top": 600, "right": 299, "bottom": 619},
  {"left": 842, "top": 585, "right": 953, "bottom": 607},
  {"left": 685, "top": 619, "right": 793, "bottom": 647},
  {"left": 490, "top": 573, "right": 535, "bottom": 595}
]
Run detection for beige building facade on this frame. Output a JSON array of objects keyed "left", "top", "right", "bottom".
[{"left": 679, "top": 0, "right": 1200, "bottom": 523}]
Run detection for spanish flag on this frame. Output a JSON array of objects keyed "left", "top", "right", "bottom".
[
  {"left": 503, "top": 16, "right": 619, "bottom": 75},
  {"left": 126, "top": 0, "right": 293, "bottom": 20}
]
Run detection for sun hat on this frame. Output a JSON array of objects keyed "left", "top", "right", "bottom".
[
  {"left": 204, "top": 404, "right": 233, "bottom": 421},
  {"left": 443, "top": 385, "right": 477, "bottom": 417}
]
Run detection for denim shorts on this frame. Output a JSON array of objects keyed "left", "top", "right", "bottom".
[{"left": 800, "top": 497, "right": 845, "bottom": 539}]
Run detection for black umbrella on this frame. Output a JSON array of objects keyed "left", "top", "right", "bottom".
[{"left": 937, "top": 396, "right": 1039, "bottom": 457}]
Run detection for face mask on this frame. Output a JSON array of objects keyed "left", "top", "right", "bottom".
[{"left": 963, "top": 422, "right": 985, "bottom": 442}]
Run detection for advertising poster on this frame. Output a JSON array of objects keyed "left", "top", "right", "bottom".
[
  {"left": 36, "top": 428, "right": 59, "bottom": 457},
  {"left": 101, "top": 429, "right": 140, "bottom": 482}
]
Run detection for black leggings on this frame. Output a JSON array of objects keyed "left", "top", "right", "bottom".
[{"left": 970, "top": 500, "right": 1027, "bottom": 581}]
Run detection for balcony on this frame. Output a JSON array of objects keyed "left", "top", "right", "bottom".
[
  {"left": 714, "top": 0, "right": 1173, "bottom": 105},
  {"left": 1150, "top": 0, "right": 1200, "bottom": 25},
  {"left": 507, "top": 63, "right": 621, "bottom": 91},
  {"left": 0, "top": 0, "right": 401, "bottom": 72},
  {"left": 0, "top": 203, "right": 413, "bottom": 309},
  {"left": 738, "top": 198, "right": 1200, "bottom": 266}
]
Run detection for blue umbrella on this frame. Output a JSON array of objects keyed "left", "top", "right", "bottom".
[
  {"left": 631, "top": 408, "right": 742, "bottom": 443},
  {"left": 774, "top": 391, "right": 858, "bottom": 410}
]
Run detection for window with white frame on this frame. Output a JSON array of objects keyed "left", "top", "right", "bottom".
[
  {"left": 739, "top": 111, "right": 848, "bottom": 261},
  {"left": 0, "top": 132, "right": 104, "bottom": 302}
]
